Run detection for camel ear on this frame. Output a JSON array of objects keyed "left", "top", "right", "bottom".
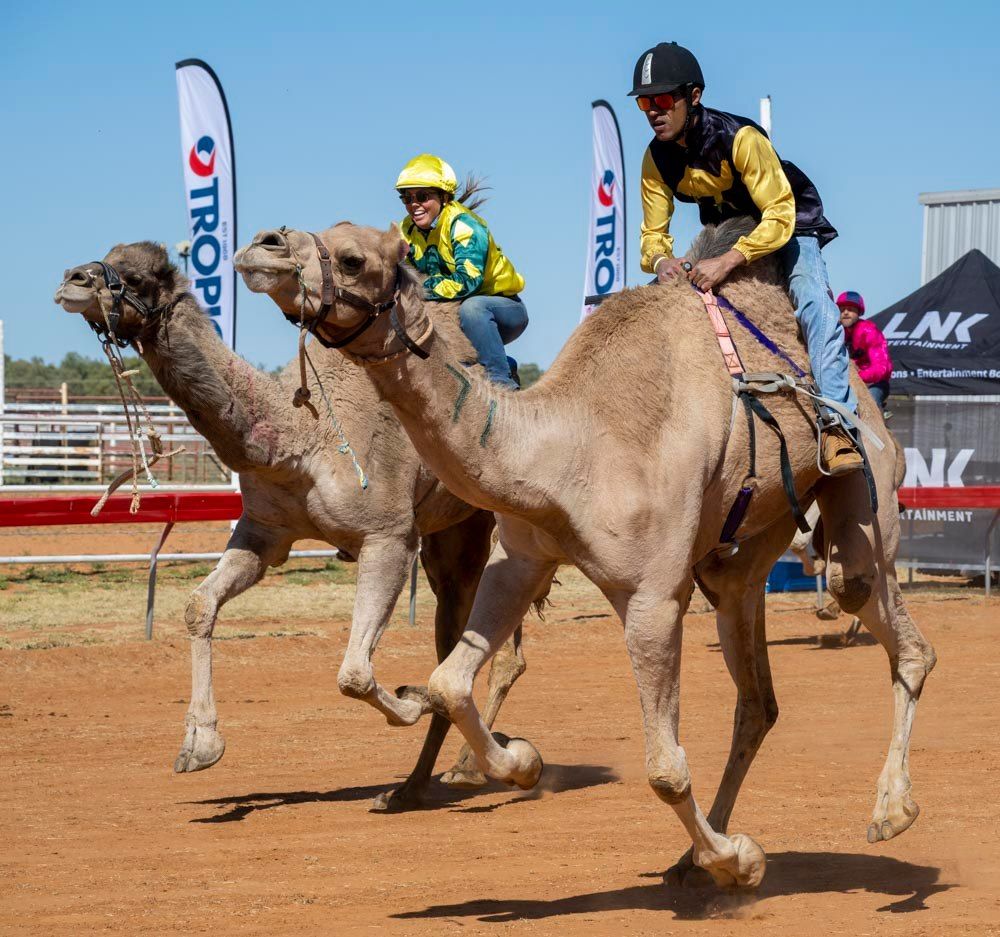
[{"left": 386, "top": 223, "right": 409, "bottom": 263}]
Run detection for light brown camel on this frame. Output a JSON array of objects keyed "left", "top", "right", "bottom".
[
  {"left": 237, "top": 218, "right": 936, "bottom": 888},
  {"left": 53, "top": 241, "right": 528, "bottom": 809}
]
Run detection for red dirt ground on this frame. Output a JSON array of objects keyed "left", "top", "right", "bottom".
[{"left": 2, "top": 578, "right": 999, "bottom": 935}]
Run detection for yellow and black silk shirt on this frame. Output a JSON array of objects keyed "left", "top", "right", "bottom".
[{"left": 639, "top": 105, "right": 837, "bottom": 272}]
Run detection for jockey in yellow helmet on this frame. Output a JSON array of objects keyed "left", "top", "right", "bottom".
[{"left": 396, "top": 154, "right": 527, "bottom": 389}]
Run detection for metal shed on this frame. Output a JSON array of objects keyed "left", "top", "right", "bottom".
[{"left": 920, "top": 188, "right": 1000, "bottom": 283}]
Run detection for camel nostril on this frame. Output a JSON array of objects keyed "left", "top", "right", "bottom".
[
  {"left": 257, "top": 230, "right": 287, "bottom": 250},
  {"left": 68, "top": 269, "right": 90, "bottom": 285}
]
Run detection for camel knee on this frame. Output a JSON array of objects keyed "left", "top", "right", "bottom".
[
  {"left": 427, "top": 665, "right": 473, "bottom": 719},
  {"left": 647, "top": 747, "right": 692, "bottom": 805},
  {"left": 826, "top": 566, "right": 874, "bottom": 613},
  {"left": 184, "top": 591, "right": 216, "bottom": 639},
  {"left": 337, "top": 660, "right": 374, "bottom": 699},
  {"left": 490, "top": 644, "right": 526, "bottom": 689}
]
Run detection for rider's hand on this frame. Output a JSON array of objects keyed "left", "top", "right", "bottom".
[
  {"left": 654, "top": 256, "right": 690, "bottom": 283},
  {"left": 689, "top": 249, "right": 746, "bottom": 292}
]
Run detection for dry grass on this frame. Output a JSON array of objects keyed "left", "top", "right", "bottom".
[{"left": 0, "top": 554, "right": 988, "bottom": 653}]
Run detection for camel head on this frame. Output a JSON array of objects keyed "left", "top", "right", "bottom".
[
  {"left": 55, "top": 242, "right": 184, "bottom": 342},
  {"left": 235, "top": 223, "right": 408, "bottom": 335}
]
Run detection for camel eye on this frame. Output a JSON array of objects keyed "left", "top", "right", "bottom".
[{"left": 340, "top": 254, "right": 364, "bottom": 276}]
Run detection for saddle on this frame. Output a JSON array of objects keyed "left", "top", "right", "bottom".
[{"left": 694, "top": 286, "right": 883, "bottom": 556}]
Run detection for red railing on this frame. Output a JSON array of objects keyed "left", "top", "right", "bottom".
[{"left": 0, "top": 492, "right": 243, "bottom": 528}]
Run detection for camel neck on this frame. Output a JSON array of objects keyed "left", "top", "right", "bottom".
[
  {"left": 139, "top": 296, "right": 287, "bottom": 471},
  {"left": 359, "top": 296, "right": 569, "bottom": 519}
]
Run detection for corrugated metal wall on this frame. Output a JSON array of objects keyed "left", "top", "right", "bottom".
[{"left": 920, "top": 189, "right": 1000, "bottom": 283}]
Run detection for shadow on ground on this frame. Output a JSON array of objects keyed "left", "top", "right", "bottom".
[
  {"left": 708, "top": 631, "right": 878, "bottom": 652},
  {"left": 184, "top": 763, "right": 618, "bottom": 824},
  {"left": 393, "top": 851, "right": 951, "bottom": 923}
]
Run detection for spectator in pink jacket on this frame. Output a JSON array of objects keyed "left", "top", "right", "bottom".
[{"left": 836, "top": 290, "right": 892, "bottom": 410}]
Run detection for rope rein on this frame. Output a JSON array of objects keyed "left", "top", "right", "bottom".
[
  {"left": 286, "top": 240, "right": 369, "bottom": 490},
  {"left": 87, "top": 272, "right": 184, "bottom": 517}
]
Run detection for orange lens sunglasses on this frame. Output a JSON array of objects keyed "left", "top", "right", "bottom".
[{"left": 636, "top": 91, "right": 683, "bottom": 112}]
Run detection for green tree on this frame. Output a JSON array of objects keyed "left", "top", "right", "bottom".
[
  {"left": 518, "top": 362, "right": 543, "bottom": 388},
  {"left": 4, "top": 352, "right": 162, "bottom": 397}
]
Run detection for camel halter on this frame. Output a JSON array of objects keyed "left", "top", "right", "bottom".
[
  {"left": 277, "top": 231, "right": 381, "bottom": 491},
  {"left": 77, "top": 262, "right": 185, "bottom": 515},
  {"left": 279, "top": 229, "right": 431, "bottom": 362}
]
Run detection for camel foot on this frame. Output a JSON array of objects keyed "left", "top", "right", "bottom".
[
  {"left": 384, "top": 686, "right": 432, "bottom": 727},
  {"left": 441, "top": 745, "right": 487, "bottom": 789},
  {"left": 370, "top": 783, "right": 427, "bottom": 813},
  {"left": 868, "top": 798, "right": 920, "bottom": 843},
  {"left": 493, "top": 733, "right": 543, "bottom": 790},
  {"left": 174, "top": 724, "right": 226, "bottom": 773},
  {"left": 696, "top": 833, "right": 767, "bottom": 889},
  {"left": 664, "top": 849, "right": 716, "bottom": 889},
  {"left": 816, "top": 599, "right": 841, "bottom": 621},
  {"left": 441, "top": 766, "right": 488, "bottom": 789}
]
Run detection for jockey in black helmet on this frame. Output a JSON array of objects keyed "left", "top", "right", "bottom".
[{"left": 630, "top": 42, "right": 862, "bottom": 476}]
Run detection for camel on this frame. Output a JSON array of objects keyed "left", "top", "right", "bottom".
[
  {"left": 235, "top": 217, "right": 936, "bottom": 889},
  {"left": 53, "top": 241, "right": 530, "bottom": 809}
]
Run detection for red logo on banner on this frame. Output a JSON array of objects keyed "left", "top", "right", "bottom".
[
  {"left": 188, "top": 135, "right": 216, "bottom": 177},
  {"left": 597, "top": 169, "right": 615, "bottom": 207}
]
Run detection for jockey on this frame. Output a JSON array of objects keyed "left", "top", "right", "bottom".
[
  {"left": 630, "top": 42, "right": 863, "bottom": 476},
  {"left": 837, "top": 291, "right": 893, "bottom": 410},
  {"left": 396, "top": 154, "right": 527, "bottom": 390}
]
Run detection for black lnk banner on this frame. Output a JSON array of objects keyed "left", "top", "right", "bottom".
[{"left": 870, "top": 250, "right": 1000, "bottom": 396}]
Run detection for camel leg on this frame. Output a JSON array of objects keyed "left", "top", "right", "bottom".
[
  {"left": 818, "top": 472, "right": 936, "bottom": 844},
  {"left": 667, "top": 520, "right": 792, "bottom": 883},
  {"left": 337, "top": 531, "right": 434, "bottom": 726},
  {"left": 373, "top": 510, "right": 496, "bottom": 811},
  {"left": 441, "top": 624, "right": 527, "bottom": 789},
  {"left": 789, "top": 502, "right": 825, "bottom": 576},
  {"left": 426, "top": 540, "right": 557, "bottom": 790},
  {"left": 610, "top": 581, "right": 767, "bottom": 889},
  {"left": 175, "top": 518, "right": 291, "bottom": 773}
]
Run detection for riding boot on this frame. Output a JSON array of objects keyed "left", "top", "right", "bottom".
[{"left": 822, "top": 426, "right": 864, "bottom": 476}]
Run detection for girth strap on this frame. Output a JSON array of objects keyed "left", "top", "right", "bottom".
[{"left": 742, "top": 393, "right": 811, "bottom": 534}]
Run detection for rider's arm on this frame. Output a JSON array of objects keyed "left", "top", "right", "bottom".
[
  {"left": 640, "top": 148, "right": 676, "bottom": 273},
  {"left": 730, "top": 126, "right": 797, "bottom": 263},
  {"left": 423, "top": 215, "right": 489, "bottom": 300}
]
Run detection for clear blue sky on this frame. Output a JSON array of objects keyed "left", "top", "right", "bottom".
[{"left": 3, "top": 1, "right": 997, "bottom": 371}]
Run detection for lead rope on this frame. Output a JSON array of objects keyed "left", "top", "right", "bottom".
[
  {"left": 286, "top": 238, "right": 368, "bottom": 490},
  {"left": 89, "top": 277, "right": 184, "bottom": 516}
]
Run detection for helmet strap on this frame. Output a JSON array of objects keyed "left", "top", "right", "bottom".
[{"left": 680, "top": 86, "right": 699, "bottom": 138}]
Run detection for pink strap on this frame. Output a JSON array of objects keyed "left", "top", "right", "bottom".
[{"left": 699, "top": 289, "right": 745, "bottom": 377}]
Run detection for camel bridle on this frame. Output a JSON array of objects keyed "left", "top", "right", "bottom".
[
  {"left": 282, "top": 229, "right": 430, "bottom": 362},
  {"left": 81, "top": 261, "right": 171, "bottom": 349}
]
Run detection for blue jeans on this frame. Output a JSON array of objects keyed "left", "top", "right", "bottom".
[
  {"left": 459, "top": 294, "right": 528, "bottom": 389},
  {"left": 778, "top": 236, "right": 858, "bottom": 416},
  {"left": 868, "top": 380, "right": 890, "bottom": 410}
]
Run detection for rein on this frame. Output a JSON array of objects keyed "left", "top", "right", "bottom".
[{"left": 79, "top": 261, "right": 185, "bottom": 515}]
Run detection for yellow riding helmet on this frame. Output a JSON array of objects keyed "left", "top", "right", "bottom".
[{"left": 395, "top": 154, "right": 458, "bottom": 195}]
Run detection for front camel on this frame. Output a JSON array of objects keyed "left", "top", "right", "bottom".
[
  {"left": 237, "top": 220, "right": 935, "bottom": 887},
  {"left": 54, "top": 241, "right": 530, "bottom": 809}
]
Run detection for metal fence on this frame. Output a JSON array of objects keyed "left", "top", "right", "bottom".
[{"left": 1, "top": 402, "right": 231, "bottom": 487}]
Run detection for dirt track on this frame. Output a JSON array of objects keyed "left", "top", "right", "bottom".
[{"left": 2, "top": 569, "right": 999, "bottom": 936}]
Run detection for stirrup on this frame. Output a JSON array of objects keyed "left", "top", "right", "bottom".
[{"left": 814, "top": 410, "right": 842, "bottom": 477}]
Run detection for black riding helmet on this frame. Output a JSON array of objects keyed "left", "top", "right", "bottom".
[{"left": 629, "top": 42, "right": 704, "bottom": 97}]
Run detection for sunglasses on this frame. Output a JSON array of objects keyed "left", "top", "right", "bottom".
[
  {"left": 398, "top": 189, "right": 439, "bottom": 206},
  {"left": 636, "top": 90, "right": 685, "bottom": 112}
]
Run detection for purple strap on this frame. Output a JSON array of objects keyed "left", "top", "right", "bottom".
[{"left": 714, "top": 293, "right": 808, "bottom": 379}]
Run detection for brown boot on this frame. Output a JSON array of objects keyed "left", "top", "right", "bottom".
[{"left": 822, "top": 427, "right": 863, "bottom": 476}]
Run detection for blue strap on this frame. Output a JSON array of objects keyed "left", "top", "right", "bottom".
[{"left": 714, "top": 293, "right": 808, "bottom": 379}]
